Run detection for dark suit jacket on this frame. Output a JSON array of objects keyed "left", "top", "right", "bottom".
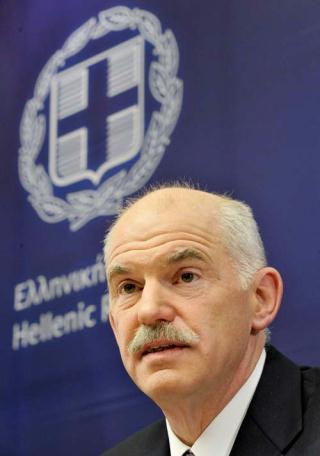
[{"left": 102, "top": 346, "right": 320, "bottom": 455}]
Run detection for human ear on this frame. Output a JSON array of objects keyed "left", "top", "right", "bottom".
[{"left": 251, "top": 267, "right": 283, "bottom": 332}]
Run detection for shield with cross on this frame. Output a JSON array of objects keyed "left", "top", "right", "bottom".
[{"left": 48, "top": 36, "right": 144, "bottom": 187}]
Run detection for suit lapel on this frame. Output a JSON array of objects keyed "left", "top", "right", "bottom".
[
  {"left": 137, "top": 419, "right": 170, "bottom": 456},
  {"left": 104, "top": 419, "right": 170, "bottom": 456},
  {"left": 230, "top": 414, "right": 282, "bottom": 456},
  {"left": 231, "top": 346, "right": 303, "bottom": 455}
]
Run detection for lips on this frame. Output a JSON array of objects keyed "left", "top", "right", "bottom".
[{"left": 141, "top": 341, "right": 188, "bottom": 357}]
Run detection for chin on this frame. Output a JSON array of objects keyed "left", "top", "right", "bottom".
[{"left": 139, "top": 371, "right": 195, "bottom": 402}]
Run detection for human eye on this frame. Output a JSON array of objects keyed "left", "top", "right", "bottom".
[
  {"left": 118, "top": 281, "right": 139, "bottom": 295},
  {"left": 180, "top": 271, "right": 195, "bottom": 283},
  {"left": 175, "top": 270, "right": 199, "bottom": 284}
]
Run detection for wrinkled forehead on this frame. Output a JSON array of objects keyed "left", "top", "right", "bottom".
[{"left": 105, "top": 189, "right": 224, "bottom": 265}]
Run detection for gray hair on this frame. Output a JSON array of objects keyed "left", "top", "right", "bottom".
[{"left": 216, "top": 196, "right": 267, "bottom": 288}]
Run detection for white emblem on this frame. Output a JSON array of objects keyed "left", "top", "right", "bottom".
[
  {"left": 49, "top": 36, "right": 145, "bottom": 187},
  {"left": 18, "top": 7, "right": 183, "bottom": 230}
]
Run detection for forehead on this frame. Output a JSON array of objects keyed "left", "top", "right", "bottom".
[{"left": 106, "top": 192, "right": 226, "bottom": 270}]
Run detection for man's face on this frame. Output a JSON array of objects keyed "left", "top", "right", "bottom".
[{"left": 107, "top": 191, "right": 257, "bottom": 405}]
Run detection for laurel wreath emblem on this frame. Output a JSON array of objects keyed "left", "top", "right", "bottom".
[{"left": 18, "top": 7, "right": 183, "bottom": 231}]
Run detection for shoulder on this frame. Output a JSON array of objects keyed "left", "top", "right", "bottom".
[
  {"left": 100, "top": 418, "right": 169, "bottom": 456},
  {"left": 292, "top": 363, "right": 320, "bottom": 453},
  {"left": 301, "top": 363, "right": 320, "bottom": 395},
  {"left": 264, "top": 345, "right": 320, "bottom": 401},
  {"left": 232, "top": 345, "right": 320, "bottom": 454},
  {"left": 265, "top": 345, "right": 320, "bottom": 400},
  {"left": 265, "top": 346, "right": 320, "bottom": 452},
  {"left": 300, "top": 364, "right": 320, "bottom": 421}
]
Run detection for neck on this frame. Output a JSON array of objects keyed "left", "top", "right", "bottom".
[{"left": 161, "top": 335, "right": 265, "bottom": 446}]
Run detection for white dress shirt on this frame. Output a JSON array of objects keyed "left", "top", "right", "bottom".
[{"left": 166, "top": 349, "right": 266, "bottom": 456}]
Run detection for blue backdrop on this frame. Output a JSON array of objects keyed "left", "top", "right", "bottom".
[{"left": 1, "top": 1, "right": 320, "bottom": 454}]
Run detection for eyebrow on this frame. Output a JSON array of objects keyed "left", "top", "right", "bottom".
[
  {"left": 107, "top": 265, "right": 131, "bottom": 282},
  {"left": 107, "top": 248, "right": 206, "bottom": 282},
  {"left": 167, "top": 248, "right": 206, "bottom": 264}
]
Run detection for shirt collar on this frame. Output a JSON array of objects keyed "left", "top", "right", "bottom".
[{"left": 166, "top": 348, "right": 266, "bottom": 456}]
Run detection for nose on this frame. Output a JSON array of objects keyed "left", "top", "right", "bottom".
[{"left": 137, "top": 278, "right": 176, "bottom": 326}]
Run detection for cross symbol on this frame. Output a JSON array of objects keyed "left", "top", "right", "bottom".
[{"left": 57, "top": 58, "right": 138, "bottom": 174}]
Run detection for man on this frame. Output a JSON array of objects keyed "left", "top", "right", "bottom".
[{"left": 102, "top": 185, "right": 320, "bottom": 455}]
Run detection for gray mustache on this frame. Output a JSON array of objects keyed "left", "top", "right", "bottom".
[{"left": 127, "top": 322, "right": 199, "bottom": 354}]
